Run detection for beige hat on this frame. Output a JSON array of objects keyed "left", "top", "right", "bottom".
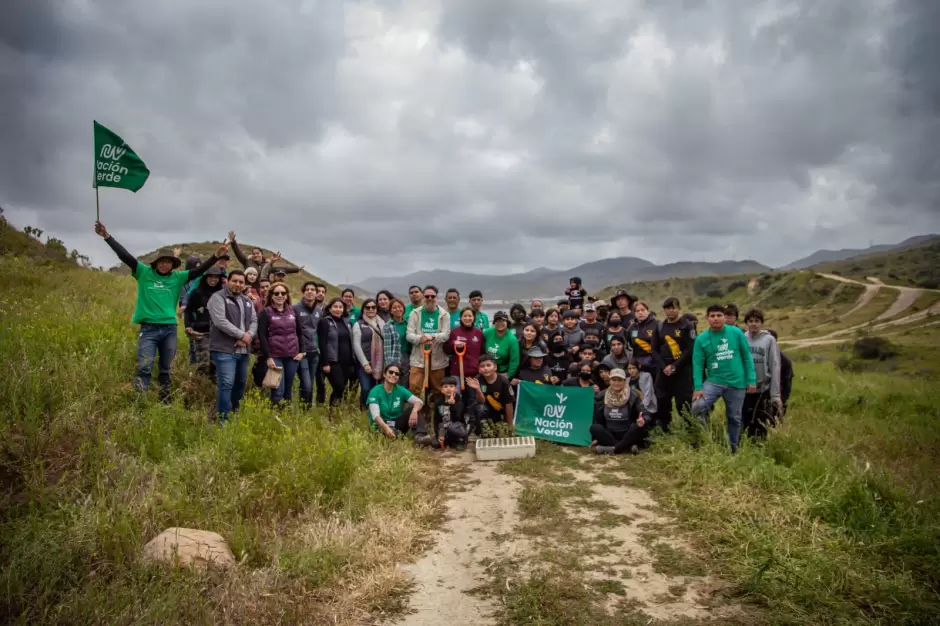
[{"left": 609, "top": 368, "right": 627, "bottom": 380}]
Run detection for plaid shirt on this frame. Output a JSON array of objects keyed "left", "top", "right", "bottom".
[{"left": 383, "top": 319, "right": 406, "bottom": 366}]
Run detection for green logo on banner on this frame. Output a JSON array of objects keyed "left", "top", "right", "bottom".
[
  {"left": 93, "top": 121, "right": 150, "bottom": 192},
  {"left": 514, "top": 382, "right": 594, "bottom": 446}
]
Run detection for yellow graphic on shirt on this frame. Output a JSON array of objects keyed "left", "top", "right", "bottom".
[
  {"left": 665, "top": 336, "right": 682, "bottom": 360},
  {"left": 634, "top": 339, "right": 652, "bottom": 354},
  {"left": 486, "top": 394, "right": 503, "bottom": 412}
]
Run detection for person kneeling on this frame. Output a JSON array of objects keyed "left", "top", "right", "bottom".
[
  {"left": 466, "top": 355, "right": 514, "bottom": 436},
  {"left": 366, "top": 364, "right": 431, "bottom": 444},
  {"left": 432, "top": 377, "right": 470, "bottom": 450},
  {"left": 591, "top": 368, "right": 650, "bottom": 455}
]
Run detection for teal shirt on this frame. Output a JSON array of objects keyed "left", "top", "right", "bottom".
[
  {"left": 474, "top": 311, "right": 490, "bottom": 330},
  {"left": 448, "top": 309, "right": 462, "bottom": 328},
  {"left": 348, "top": 306, "right": 361, "bottom": 325},
  {"left": 692, "top": 325, "right": 757, "bottom": 390},
  {"left": 366, "top": 383, "right": 415, "bottom": 429},
  {"left": 483, "top": 326, "right": 521, "bottom": 378}
]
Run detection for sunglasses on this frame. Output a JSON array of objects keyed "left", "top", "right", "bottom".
[
  {"left": 364, "top": 305, "right": 377, "bottom": 310},
  {"left": 272, "top": 291, "right": 288, "bottom": 297},
  {"left": 424, "top": 294, "right": 436, "bottom": 299},
  {"left": 387, "top": 370, "right": 400, "bottom": 377}
]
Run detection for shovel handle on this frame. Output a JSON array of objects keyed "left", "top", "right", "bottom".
[{"left": 423, "top": 344, "right": 431, "bottom": 390}]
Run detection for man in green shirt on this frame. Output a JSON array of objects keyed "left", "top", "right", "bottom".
[
  {"left": 691, "top": 304, "right": 757, "bottom": 452},
  {"left": 342, "top": 288, "right": 361, "bottom": 324},
  {"left": 403, "top": 285, "right": 423, "bottom": 319},
  {"left": 483, "top": 311, "right": 521, "bottom": 379},
  {"left": 445, "top": 288, "right": 462, "bottom": 328},
  {"left": 469, "top": 290, "right": 490, "bottom": 329},
  {"left": 95, "top": 221, "right": 225, "bottom": 402}
]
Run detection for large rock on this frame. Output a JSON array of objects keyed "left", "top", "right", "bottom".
[{"left": 142, "top": 527, "right": 235, "bottom": 569}]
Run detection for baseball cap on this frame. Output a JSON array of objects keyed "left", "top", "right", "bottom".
[
  {"left": 273, "top": 268, "right": 287, "bottom": 276},
  {"left": 609, "top": 368, "right": 627, "bottom": 380},
  {"left": 584, "top": 303, "right": 596, "bottom": 312},
  {"left": 493, "top": 310, "right": 509, "bottom": 322},
  {"left": 663, "top": 297, "right": 680, "bottom": 309}
]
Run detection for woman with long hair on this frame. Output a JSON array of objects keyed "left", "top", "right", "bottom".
[
  {"left": 516, "top": 323, "right": 548, "bottom": 376},
  {"left": 540, "top": 308, "right": 561, "bottom": 345},
  {"left": 446, "top": 307, "right": 485, "bottom": 403},
  {"left": 258, "top": 283, "right": 305, "bottom": 405},
  {"left": 352, "top": 298, "right": 386, "bottom": 408},
  {"left": 382, "top": 298, "right": 410, "bottom": 382},
  {"left": 317, "top": 297, "right": 356, "bottom": 407},
  {"left": 626, "top": 301, "right": 665, "bottom": 377},
  {"left": 376, "top": 290, "right": 394, "bottom": 322}
]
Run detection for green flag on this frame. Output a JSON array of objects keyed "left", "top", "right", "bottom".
[
  {"left": 93, "top": 121, "right": 150, "bottom": 192},
  {"left": 514, "top": 382, "right": 594, "bottom": 446}
]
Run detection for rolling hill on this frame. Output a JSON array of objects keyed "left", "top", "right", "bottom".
[
  {"left": 358, "top": 257, "right": 769, "bottom": 300},
  {"left": 780, "top": 234, "right": 939, "bottom": 270},
  {"left": 811, "top": 237, "right": 940, "bottom": 288},
  {"left": 110, "top": 241, "right": 343, "bottom": 298}
]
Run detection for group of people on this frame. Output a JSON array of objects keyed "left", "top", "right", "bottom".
[{"left": 96, "top": 224, "right": 793, "bottom": 453}]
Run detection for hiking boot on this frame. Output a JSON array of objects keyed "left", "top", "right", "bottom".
[
  {"left": 455, "top": 442, "right": 468, "bottom": 451},
  {"left": 594, "top": 445, "right": 615, "bottom": 455},
  {"left": 414, "top": 435, "right": 433, "bottom": 446},
  {"left": 629, "top": 445, "right": 640, "bottom": 455}
]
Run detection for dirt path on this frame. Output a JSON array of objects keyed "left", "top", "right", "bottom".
[
  {"left": 396, "top": 456, "right": 522, "bottom": 626},
  {"left": 817, "top": 273, "right": 882, "bottom": 318},
  {"left": 783, "top": 301, "right": 940, "bottom": 348},
  {"left": 875, "top": 286, "right": 923, "bottom": 321},
  {"left": 397, "top": 450, "right": 734, "bottom": 624}
]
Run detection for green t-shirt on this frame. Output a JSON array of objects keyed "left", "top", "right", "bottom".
[
  {"left": 393, "top": 319, "right": 410, "bottom": 356},
  {"left": 449, "top": 309, "right": 462, "bottom": 328},
  {"left": 404, "top": 303, "right": 418, "bottom": 320},
  {"left": 692, "top": 325, "right": 757, "bottom": 390},
  {"left": 131, "top": 263, "right": 190, "bottom": 325},
  {"left": 348, "top": 306, "right": 361, "bottom": 325},
  {"left": 474, "top": 310, "right": 490, "bottom": 330},
  {"left": 366, "top": 383, "right": 414, "bottom": 429},
  {"left": 420, "top": 308, "right": 440, "bottom": 336}
]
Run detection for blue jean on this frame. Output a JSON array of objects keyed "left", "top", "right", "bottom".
[
  {"left": 298, "top": 352, "right": 320, "bottom": 407},
  {"left": 692, "top": 381, "right": 747, "bottom": 452},
  {"left": 212, "top": 352, "right": 250, "bottom": 421},
  {"left": 136, "top": 323, "right": 178, "bottom": 399},
  {"left": 271, "top": 357, "right": 301, "bottom": 405},
  {"left": 357, "top": 365, "right": 378, "bottom": 408}
]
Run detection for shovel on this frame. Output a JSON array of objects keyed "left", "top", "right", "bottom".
[
  {"left": 423, "top": 343, "right": 432, "bottom": 436},
  {"left": 454, "top": 341, "right": 467, "bottom": 390}
]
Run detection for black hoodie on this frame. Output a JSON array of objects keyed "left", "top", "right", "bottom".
[{"left": 184, "top": 275, "right": 224, "bottom": 333}]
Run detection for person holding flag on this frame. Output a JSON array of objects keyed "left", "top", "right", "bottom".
[{"left": 95, "top": 221, "right": 227, "bottom": 402}]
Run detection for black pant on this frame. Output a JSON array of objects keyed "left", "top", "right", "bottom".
[
  {"left": 251, "top": 355, "right": 267, "bottom": 388},
  {"left": 315, "top": 358, "right": 327, "bottom": 405},
  {"left": 655, "top": 368, "right": 693, "bottom": 432},
  {"left": 391, "top": 410, "right": 428, "bottom": 437},
  {"left": 742, "top": 391, "right": 774, "bottom": 440},
  {"left": 590, "top": 423, "right": 648, "bottom": 454},
  {"left": 325, "top": 361, "right": 355, "bottom": 407}
]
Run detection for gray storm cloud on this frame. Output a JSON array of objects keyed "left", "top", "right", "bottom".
[{"left": 1, "top": 0, "right": 938, "bottom": 284}]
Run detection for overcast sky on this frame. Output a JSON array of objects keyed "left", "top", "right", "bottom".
[{"left": 2, "top": 0, "right": 938, "bottom": 284}]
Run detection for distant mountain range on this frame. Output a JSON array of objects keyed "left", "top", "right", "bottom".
[
  {"left": 781, "top": 234, "right": 939, "bottom": 270},
  {"left": 356, "top": 234, "right": 940, "bottom": 300},
  {"left": 357, "top": 258, "right": 770, "bottom": 300}
]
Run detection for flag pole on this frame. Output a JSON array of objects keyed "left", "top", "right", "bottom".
[{"left": 95, "top": 184, "right": 100, "bottom": 221}]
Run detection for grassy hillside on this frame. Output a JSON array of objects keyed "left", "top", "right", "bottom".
[
  {"left": 0, "top": 254, "right": 439, "bottom": 624},
  {"left": 0, "top": 209, "right": 85, "bottom": 265},
  {"left": 813, "top": 239, "right": 940, "bottom": 288},
  {"left": 112, "top": 241, "right": 343, "bottom": 299},
  {"left": 2, "top": 231, "right": 939, "bottom": 624}
]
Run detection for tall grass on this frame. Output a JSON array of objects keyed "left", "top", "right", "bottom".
[
  {"left": 0, "top": 255, "right": 438, "bottom": 625},
  {"left": 627, "top": 362, "right": 940, "bottom": 624}
]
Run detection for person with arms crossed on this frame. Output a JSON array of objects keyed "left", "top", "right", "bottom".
[{"left": 207, "top": 269, "right": 257, "bottom": 421}]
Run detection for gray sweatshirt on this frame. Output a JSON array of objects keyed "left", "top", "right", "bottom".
[
  {"left": 745, "top": 330, "right": 781, "bottom": 400},
  {"left": 601, "top": 352, "right": 630, "bottom": 370}
]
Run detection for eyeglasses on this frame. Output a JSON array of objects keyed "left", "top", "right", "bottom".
[
  {"left": 424, "top": 294, "right": 437, "bottom": 299},
  {"left": 364, "top": 305, "right": 377, "bottom": 310},
  {"left": 387, "top": 370, "right": 400, "bottom": 377},
  {"left": 272, "top": 292, "right": 287, "bottom": 297}
]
